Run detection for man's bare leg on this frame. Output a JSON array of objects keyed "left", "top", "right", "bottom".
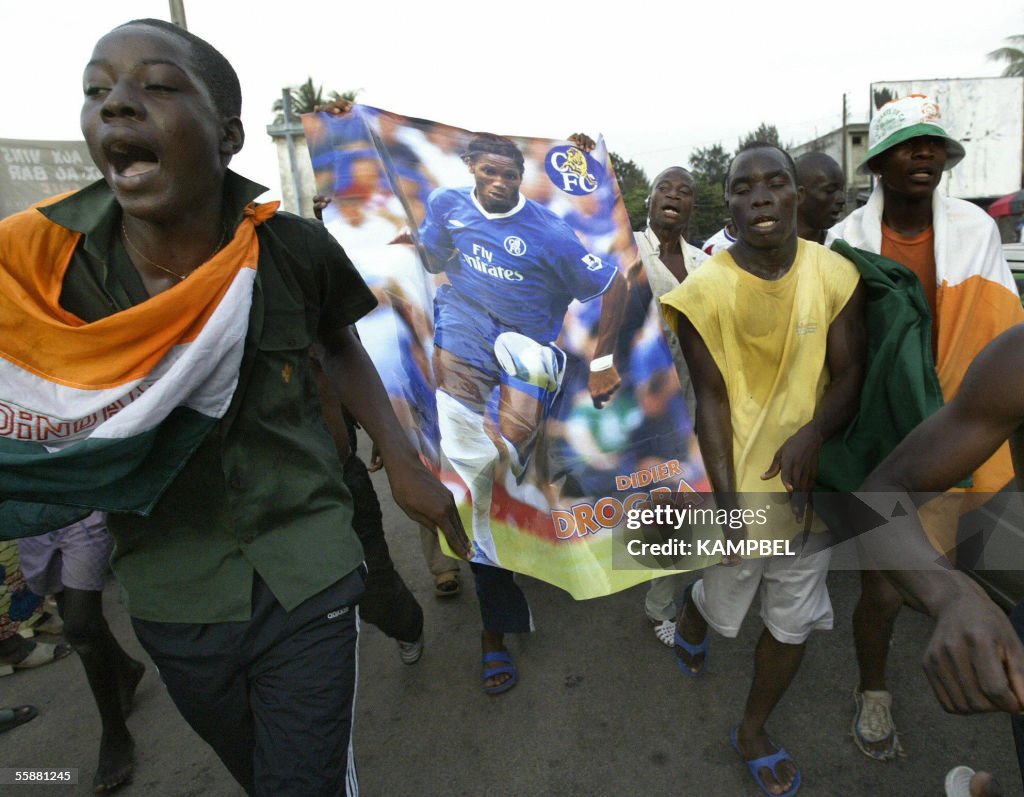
[
  {"left": 57, "top": 588, "right": 144, "bottom": 793},
  {"left": 853, "top": 568, "right": 903, "bottom": 757},
  {"left": 735, "top": 629, "right": 805, "bottom": 796},
  {"left": 481, "top": 630, "right": 512, "bottom": 691}
]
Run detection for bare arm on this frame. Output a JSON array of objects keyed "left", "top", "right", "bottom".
[
  {"left": 588, "top": 270, "right": 626, "bottom": 408},
  {"left": 677, "top": 311, "right": 748, "bottom": 565},
  {"left": 763, "top": 281, "right": 866, "bottom": 493},
  {"left": 677, "top": 313, "right": 735, "bottom": 498},
  {"left": 310, "top": 354, "right": 352, "bottom": 463},
  {"left": 561, "top": 132, "right": 626, "bottom": 408},
  {"left": 317, "top": 324, "right": 471, "bottom": 558},
  {"left": 862, "top": 324, "right": 1024, "bottom": 713}
]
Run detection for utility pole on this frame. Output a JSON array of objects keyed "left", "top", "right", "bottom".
[
  {"left": 841, "top": 93, "right": 848, "bottom": 178},
  {"left": 281, "top": 89, "right": 304, "bottom": 215},
  {"left": 169, "top": 0, "right": 187, "bottom": 29}
]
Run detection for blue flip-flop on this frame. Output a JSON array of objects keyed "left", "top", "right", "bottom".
[
  {"left": 482, "top": 650, "right": 518, "bottom": 696},
  {"left": 674, "top": 582, "right": 709, "bottom": 678},
  {"left": 0, "top": 705, "right": 37, "bottom": 735},
  {"left": 730, "top": 726, "right": 801, "bottom": 797}
]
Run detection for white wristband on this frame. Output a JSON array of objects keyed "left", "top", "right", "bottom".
[{"left": 590, "top": 354, "right": 614, "bottom": 373}]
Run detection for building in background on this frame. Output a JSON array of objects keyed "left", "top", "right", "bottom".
[
  {"left": 792, "top": 77, "right": 1024, "bottom": 240},
  {"left": 868, "top": 77, "right": 1023, "bottom": 201},
  {"left": 790, "top": 122, "right": 871, "bottom": 208},
  {"left": 0, "top": 139, "right": 100, "bottom": 219}
]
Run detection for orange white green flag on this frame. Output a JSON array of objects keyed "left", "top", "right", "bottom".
[{"left": 0, "top": 196, "right": 269, "bottom": 538}]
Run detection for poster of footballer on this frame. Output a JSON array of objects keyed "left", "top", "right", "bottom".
[{"left": 303, "top": 106, "right": 713, "bottom": 598}]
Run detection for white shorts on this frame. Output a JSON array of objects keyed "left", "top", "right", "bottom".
[
  {"left": 692, "top": 548, "right": 832, "bottom": 645},
  {"left": 17, "top": 511, "right": 112, "bottom": 596}
]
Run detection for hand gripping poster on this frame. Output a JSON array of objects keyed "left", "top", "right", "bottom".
[{"left": 303, "top": 106, "right": 716, "bottom": 599}]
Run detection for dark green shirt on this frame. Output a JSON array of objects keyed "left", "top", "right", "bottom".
[{"left": 40, "top": 172, "right": 377, "bottom": 622}]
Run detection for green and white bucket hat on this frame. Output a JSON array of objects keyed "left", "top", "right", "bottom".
[{"left": 859, "top": 94, "right": 965, "bottom": 175}]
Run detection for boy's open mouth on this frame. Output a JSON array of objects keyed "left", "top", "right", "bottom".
[{"left": 107, "top": 141, "right": 159, "bottom": 177}]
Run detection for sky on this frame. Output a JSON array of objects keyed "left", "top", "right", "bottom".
[{"left": 4, "top": 0, "right": 1022, "bottom": 202}]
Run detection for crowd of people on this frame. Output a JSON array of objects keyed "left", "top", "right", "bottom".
[{"left": 2, "top": 18, "right": 1024, "bottom": 797}]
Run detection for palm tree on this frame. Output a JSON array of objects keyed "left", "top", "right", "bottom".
[
  {"left": 272, "top": 78, "right": 360, "bottom": 123},
  {"left": 988, "top": 35, "right": 1024, "bottom": 77}
]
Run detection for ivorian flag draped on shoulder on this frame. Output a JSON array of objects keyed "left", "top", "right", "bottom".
[{"left": 0, "top": 196, "right": 277, "bottom": 539}]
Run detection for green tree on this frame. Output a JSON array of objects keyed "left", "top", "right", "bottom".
[
  {"left": 687, "top": 143, "right": 730, "bottom": 243},
  {"left": 609, "top": 152, "right": 650, "bottom": 231},
  {"left": 736, "top": 123, "right": 783, "bottom": 152},
  {"left": 272, "top": 78, "right": 359, "bottom": 123},
  {"left": 689, "top": 143, "right": 730, "bottom": 188},
  {"left": 686, "top": 125, "right": 792, "bottom": 243},
  {"left": 988, "top": 35, "right": 1024, "bottom": 77}
]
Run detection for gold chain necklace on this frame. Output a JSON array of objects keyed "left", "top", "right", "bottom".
[{"left": 121, "top": 221, "right": 227, "bottom": 282}]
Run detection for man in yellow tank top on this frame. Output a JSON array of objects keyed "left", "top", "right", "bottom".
[{"left": 661, "top": 143, "right": 865, "bottom": 797}]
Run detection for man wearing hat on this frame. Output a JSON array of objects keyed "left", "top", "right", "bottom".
[{"left": 829, "top": 94, "right": 1024, "bottom": 762}]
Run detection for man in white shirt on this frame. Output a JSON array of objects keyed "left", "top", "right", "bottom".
[{"left": 633, "top": 166, "right": 708, "bottom": 644}]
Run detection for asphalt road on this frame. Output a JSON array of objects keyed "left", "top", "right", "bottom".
[{"left": 1, "top": 468, "right": 1019, "bottom": 796}]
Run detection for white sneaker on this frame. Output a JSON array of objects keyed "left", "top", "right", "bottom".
[
  {"left": 398, "top": 634, "right": 424, "bottom": 665},
  {"left": 852, "top": 689, "right": 904, "bottom": 760},
  {"left": 944, "top": 766, "right": 975, "bottom": 797}
]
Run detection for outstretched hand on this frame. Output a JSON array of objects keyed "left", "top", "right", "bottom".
[
  {"left": 925, "top": 586, "right": 1024, "bottom": 714},
  {"left": 385, "top": 456, "right": 471, "bottom": 560}
]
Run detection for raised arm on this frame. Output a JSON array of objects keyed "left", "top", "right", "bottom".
[{"left": 588, "top": 270, "right": 626, "bottom": 408}]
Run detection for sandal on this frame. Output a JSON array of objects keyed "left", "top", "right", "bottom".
[
  {"left": 434, "top": 572, "right": 460, "bottom": 598},
  {"left": 19, "top": 606, "right": 64, "bottom": 635},
  {"left": 482, "top": 650, "right": 518, "bottom": 695},
  {"left": 674, "top": 582, "right": 709, "bottom": 677},
  {"left": 0, "top": 641, "right": 72, "bottom": 676},
  {"left": 731, "top": 726, "right": 801, "bottom": 797},
  {"left": 651, "top": 619, "right": 675, "bottom": 647},
  {"left": 0, "top": 705, "right": 37, "bottom": 734}
]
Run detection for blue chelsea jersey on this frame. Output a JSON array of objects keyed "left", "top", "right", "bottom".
[{"left": 418, "top": 187, "right": 616, "bottom": 343}]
